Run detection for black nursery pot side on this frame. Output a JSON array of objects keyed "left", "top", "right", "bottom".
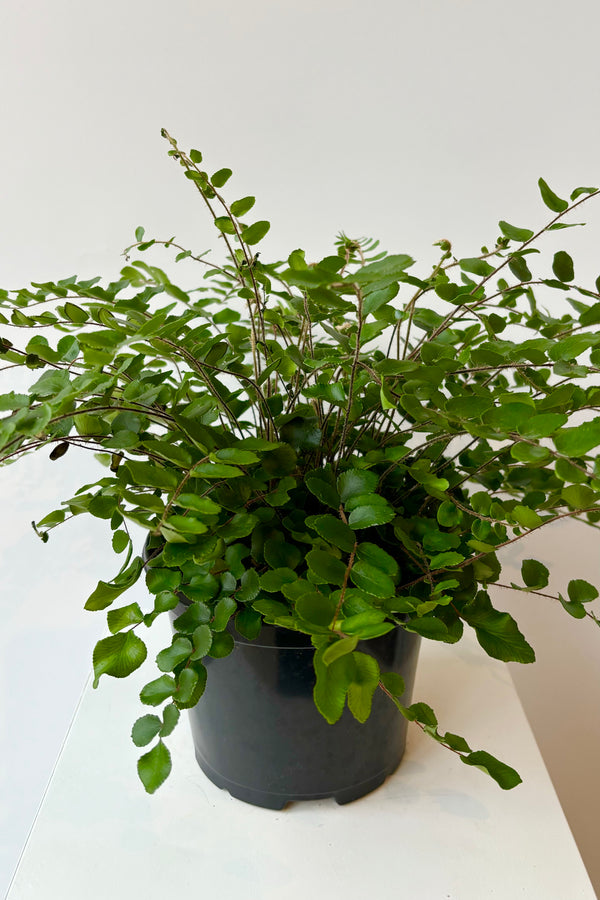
[{"left": 169, "top": 605, "right": 421, "bottom": 809}]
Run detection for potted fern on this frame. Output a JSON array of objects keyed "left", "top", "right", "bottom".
[{"left": 1, "top": 130, "right": 599, "bottom": 802}]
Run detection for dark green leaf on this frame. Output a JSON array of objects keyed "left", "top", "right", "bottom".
[
  {"left": 131, "top": 714, "right": 162, "bottom": 747},
  {"left": 305, "top": 469, "right": 340, "bottom": 509},
  {"left": 555, "top": 457, "right": 588, "bottom": 484},
  {"left": 521, "top": 558, "right": 549, "bottom": 589},
  {"left": 63, "top": 301, "right": 89, "bottom": 323},
  {"left": 570, "top": 186, "right": 597, "bottom": 200},
  {"left": 88, "top": 493, "right": 118, "bottom": 520},
  {"left": 554, "top": 419, "right": 600, "bottom": 456},
  {"left": 212, "top": 448, "right": 260, "bottom": 465},
  {"left": 283, "top": 265, "right": 338, "bottom": 288},
  {"left": 445, "top": 396, "right": 493, "bottom": 420},
  {"left": 176, "top": 494, "right": 221, "bottom": 515},
  {"left": 294, "top": 591, "right": 336, "bottom": 627},
  {"left": 207, "top": 631, "right": 234, "bottom": 658},
  {"left": 241, "top": 220, "right": 270, "bottom": 245},
  {"left": 140, "top": 674, "right": 176, "bottom": 706},
  {"left": 237, "top": 568, "right": 261, "bottom": 602},
  {"left": 461, "top": 751, "right": 522, "bottom": 790},
  {"left": 498, "top": 221, "right": 534, "bottom": 242},
  {"left": 402, "top": 702, "right": 438, "bottom": 727},
  {"left": 224, "top": 544, "right": 250, "bottom": 578},
  {"left": 519, "top": 413, "right": 567, "bottom": 439},
  {"left": 356, "top": 542, "right": 399, "bottom": 577},
  {"left": 213, "top": 308, "right": 240, "bottom": 325},
  {"left": 261, "top": 443, "right": 297, "bottom": 477},
  {"left": 230, "top": 196, "right": 255, "bottom": 217},
  {"left": 547, "top": 222, "right": 585, "bottom": 231},
  {"left": 185, "top": 168, "right": 208, "bottom": 187},
  {"left": 146, "top": 568, "right": 182, "bottom": 595},
  {"left": 137, "top": 741, "right": 171, "bottom": 794},
  {"left": 260, "top": 567, "right": 298, "bottom": 591},
  {"left": 178, "top": 574, "right": 219, "bottom": 604},
  {"left": 107, "top": 602, "right": 144, "bottom": 634},
  {"left": 581, "top": 303, "right": 600, "bottom": 327},
  {"left": 211, "top": 596, "right": 237, "bottom": 631},
  {"left": 340, "top": 611, "right": 390, "bottom": 637},
  {"left": 174, "top": 662, "right": 207, "bottom": 708},
  {"left": 253, "top": 597, "right": 291, "bottom": 620},
  {"left": 511, "top": 505, "right": 542, "bottom": 529},
  {"left": 508, "top": 255, "right": 532, "bottom": 282},
  {"left": 235, "top": 607, "right": 262, "bottom": 640},
  {"left": 568, "top": 579, "right": 599, "bottom": 603},
  {"left": 459, "top": 258, "right": 495, "bottom": 277},
  {"left": 510, "top": 442, "right": 550, "bottom": 464},
  {"left": 85, "top": 580, "right": 131, "bottom": 612},
  {"left": 112, "top": 530, "right": 130, "bottom": 553},
  {"left": 159, "top": 703, "right": 180, "bottom": 737},
  {"left": 462, "top": 592, "right": 535, "bottom": 663},
  {"left": 558, "top": 593, "right": 586, "bottom": 619},
  {"left": 287, "top": 248, "right": 307, "bottom": 269},
  {"left": 211, "top": 168, "right": 232, "bottom": 187},
  {"left": 306, "top": 550, "right": 347, "bottom": 586},
  {"left": 171, "top": 667, "right": 196, "bottom": 705},
  {"left": 380, "top": 671, "right": 405, "bottom": 697},
  {"left": 322, "top": 635, "right": 359, "bottom": 665},
  {"left": 278, "top": 415, "right": 321, "bottom": 451},
  {"left": 156, "top": 635, "right": 192, "bottom": 672},
  {"left": 263, "top": 538, "right": 302, "bottom": 570},
  {"left": 561, "top": 484, "right": 599, "bottom": 509},
  {"left": 349, "top": 560, "right": 395, "bottom": 598},
  {"left": 189, "top": 624, "right": 213, "bottom": 659},
  {"left": 191, "top": 462, "right": 243, "bottom": 479},
  {"left": 92, "top": 631, "right": 148, "bottom": 687},
  {"left": 310, "top": 515, "right": 356, "bottom": 552},
  {"left": 313, "top": 645, "right": 355, "bottom": 724},
  {"left": 442, "top": 732, "right": 472, "bottom": 753},
  {"left": 219, "top": 512, "right": 258, "bottom": 541},
  {"left": 147, "top": 591, "right": 180, "bottom": 623},
  {"left": 351, "top": 254, "right": 414, "bottom": 285},
  {"left": 437, "top": 500, "right": 462, "bottom": 527},
  {"left": 172, "top": 600, "right": 211, "bottom": 632},
  {"left": 552, "top": 250, "right": 574, "bottom": 282},
  {"left": 429, "top": 551, "right": 464, "bottom": 569},
  {"left": 363, "top": 282, "right": 399, "bottom": 316},
  {"left": 338, "top": 469, "right": 378, "bottom": 502},
  {"left": 348, "top": 504, "right": 395, "bottom": 529},
  {"left": 213, "top": 216, "right": 236, "bottom": 234},
  {"left": 347, "top": 651, "right": 380, "bottom": 723},
  {"left": 538, "top": 177, "right": 568, "bottom": 213},
  {"left": 124, "top": 461, "right": 179, "bottom": 490},
  {"left": 12, "top": 403, "right": 52, "bottom": 436},
  {"left": 0, "top": 391, "right": 29, "bottom": 411}
]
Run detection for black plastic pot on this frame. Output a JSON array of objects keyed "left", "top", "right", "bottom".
[{"left": 170, "top": 608, "right": 421, "bottom": 809}]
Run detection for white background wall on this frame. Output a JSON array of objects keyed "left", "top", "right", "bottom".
[{"left": 1, "top": 0, "right": 600, "bottom": 894}]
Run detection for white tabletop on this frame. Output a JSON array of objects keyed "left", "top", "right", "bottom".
[{"left": 7, "top": 622, "right": 596, "bottom": 900}]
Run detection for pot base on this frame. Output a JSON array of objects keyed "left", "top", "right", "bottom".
[{"left": 195, "top": 747, "right": 403, "bottom": 808}]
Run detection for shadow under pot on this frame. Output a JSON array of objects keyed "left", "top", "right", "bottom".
[{"left": 169, "top": 603, "right": 421, "bottom": 809}]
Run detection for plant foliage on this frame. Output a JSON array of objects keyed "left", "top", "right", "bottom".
[{"left": 2, "top": 130, "right": 599, "bottom": 793}]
